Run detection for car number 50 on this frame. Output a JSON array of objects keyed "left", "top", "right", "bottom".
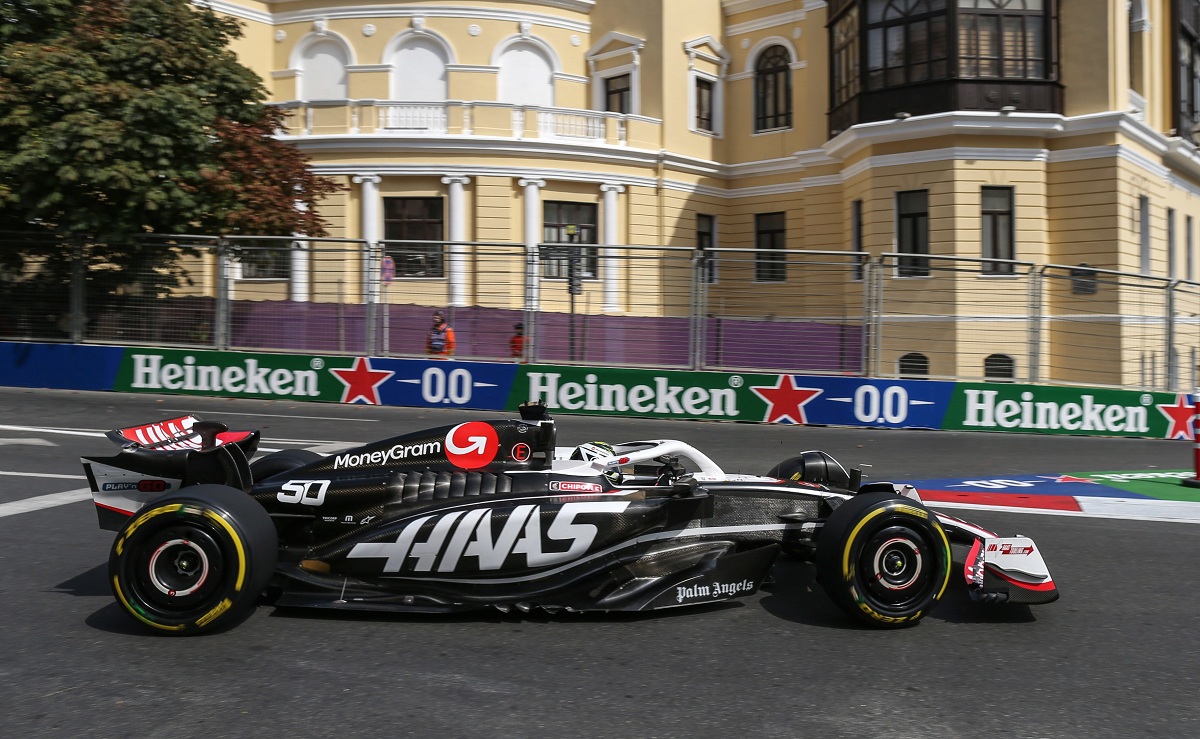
[{"left": 853, "top": 385, "right": 909, "bottom": 424}]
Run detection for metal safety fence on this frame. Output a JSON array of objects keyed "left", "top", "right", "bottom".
[{"left": 1, "top": 232, "right": 1197, "bottom": 392}]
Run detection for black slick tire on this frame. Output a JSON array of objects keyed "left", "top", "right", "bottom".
[
  {"left": 108, "top": 484, "right": 278, "bottom": 635},
  {"left": 816, "top": 492, "right": 952, "bottom": 628}
]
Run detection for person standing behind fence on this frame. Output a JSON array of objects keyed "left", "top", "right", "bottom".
[
  {"left": 509, "top": 322, "right": 526, "bottom": 362},
  {"left": 426, "top": 310, "right": 456, "bottom": 357}
]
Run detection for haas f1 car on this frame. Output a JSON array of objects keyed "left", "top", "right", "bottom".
[{"left": 81, "top": 404, "right": 1057, "bottom": 634}]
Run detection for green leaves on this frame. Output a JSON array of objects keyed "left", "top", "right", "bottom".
[{"left": 0, "top": 0, "right": 340, "bottom": 241}]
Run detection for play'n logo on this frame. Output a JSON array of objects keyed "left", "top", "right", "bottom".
[{"left": 445, "top": 422, "right": 499, "bottom": 470}]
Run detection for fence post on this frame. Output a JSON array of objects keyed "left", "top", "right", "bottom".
[
  {"left": 214, "top": 237, "right": 231, "bottom": 351},
  {"left": 870, "top": 256, "right": 883, "bottom": 378},
  {"left": 69, "top": 238, "right": 86, "bottom": 343},
  {"left": 1028, "top": 267, "right": 1043, "bottom": 384},
  {"left": 364, "top": 240, "right": 380, "bottom": 357},
  {"left": 689, "top": 246, "right": 707, "bottom": 371},
  {"left": 1166, "top": 281, "right": 1179, "bottom": 391}
]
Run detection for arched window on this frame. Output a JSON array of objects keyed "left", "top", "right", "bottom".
[
  {"left": 497, "top": 42, "right": 554, "bottom": 107},
  {"left": 754, "top": 45, "right": 792, "bottom": 131},
  {"left": 389, "top": 37, "right": 449, "bottom": 101},
  {"left": 898, "top": 352, "right": 929, "bottom": 378},
  {"left": 984, "top": 353, "right": 1016, "bottom": 381},
  {"left": 299, "top": 39, "right": 349, "bottom": 100}
]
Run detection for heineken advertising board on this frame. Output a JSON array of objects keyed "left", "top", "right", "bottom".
[
  {"left": 511, "top": 366, "right": 956, "bottom": 429},
  {"left": 943, "top": 383, "right": 1196, "bottom": 439},
  {"left": 0, "top": 341, "right": 1193, "bottom": 440},
  {"left": 111, "top": 348, "right": 520, "bottom": 410}
]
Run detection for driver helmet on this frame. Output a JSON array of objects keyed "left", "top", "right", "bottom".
[
  {"left": 570, "top": 441, "right": 614, "bottom": 462},
  {"left": 569, "top": 441, "right": 621, "bottom": 483}
]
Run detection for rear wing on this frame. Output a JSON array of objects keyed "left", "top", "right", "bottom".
[{"left": 106, "top": 415, "right": 257, "bottom": 452}]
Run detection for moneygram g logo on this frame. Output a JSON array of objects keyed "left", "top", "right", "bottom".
[{"left": 445, "top": 422, "right": 499, "bottom": 469}]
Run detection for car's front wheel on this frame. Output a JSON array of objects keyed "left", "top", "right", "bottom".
[
  {"left": 108, "top": 484, "right": 277, "bottom": 635},
  {"left": 816, "top": 492, "right": 951, "bottom": 628}
]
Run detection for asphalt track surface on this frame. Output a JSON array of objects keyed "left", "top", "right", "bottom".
[{"left": 2, "top": 387, "right": 1198, "bottom": 739}]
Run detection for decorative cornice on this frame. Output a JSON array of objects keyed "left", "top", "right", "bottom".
[
  {"left": 268, "top": 5, "right": 591, "bottom": 33},
  {"left": 726, "top": 9, "right": 807, "bottom": 36},
  {"left": 722, "top": 0, "right": 825, "bottom": 16}
]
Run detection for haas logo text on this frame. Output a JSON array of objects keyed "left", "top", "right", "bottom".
[{"left": 346, "top": 501, "right": 630, "bottom": 573}]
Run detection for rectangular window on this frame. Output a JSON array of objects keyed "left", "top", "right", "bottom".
[
  {"left": 695, "top": 77, "right": 715, "bottom": 133},
  {"left": 383, "top": 197, "right": 444, "bottom": 278},
  {"left": 697, "top": 214, "right": 718, "bottom": 283},
  {"left": 235, "top": 244, "right": 291, "bottom": 280},
  {"left": 981, "top": 186, "right": 1014, "bottom": 275},
  {"left": 959, "top": 2, "right": 1047, "bottom": 81},
  {"left": 851, "top": 199, "right": 865, "bottom": 281},
  {"left": 1169, "top": 207, "right": 1177, "bottom": 279},
  {"left": 604, "top": 74, "right": 631, "bottom": 114},
  {"left": 896, "top": 190, "right": 929, "bottom": 277},
  {"left": 755, "top": 212, "right": 787, "bottom": 282},
  {"left": 543, "top": 201, "right": 598, "bottom": 279},
  {"left": 1139, "top": 195, "right": 1151, "bottom": 275},
  {"left": 832, "top": 7, "right": 860, "bottom": 106},
  {"left": 1188, "top": 215, "right": 1195, "bottom": 282}
]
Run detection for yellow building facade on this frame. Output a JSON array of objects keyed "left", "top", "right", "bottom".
[{"left": 202, "top": 0, "right": 1200, "bottom": 388}]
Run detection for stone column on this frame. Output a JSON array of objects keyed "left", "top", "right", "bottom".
[
  {"left": 352, "top": 174, "right": 382, "bottom": 303},
  {"left": 441, "top": 175, "right": 471, "bottom": 307},
  {"left": 600, "top": 183, "right": 625, "bottom": 313},
  {"left": 518, "top": 178, "right": 546, "bottom": 313}
]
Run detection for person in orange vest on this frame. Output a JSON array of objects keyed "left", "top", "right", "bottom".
[
  {"left": 426, "top": 310, "right": 456, "bottom": 357},
  {"left": 509, "top": 322, "right": 526, "bottom": 362}
]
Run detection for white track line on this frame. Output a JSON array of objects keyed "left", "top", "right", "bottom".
[
  {"left": 0, "top": 425, "right": 105, "bottom": 437},
  {"left": 0, "top": 471, "right": 85, "bottom": 479},
  {"left": 0, "top": 489, "right": 92, "bottom": 518}
]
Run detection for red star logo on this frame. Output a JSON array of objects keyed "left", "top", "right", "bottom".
[
  {"left": 330, "top": 357, "right": 394, "bottom": 405},
  {"left": 1156, "top": 393, "right": 1196, "bottom": 440},
  {"left": 750, "top": 375, "right": 822, "bottom": 424}
]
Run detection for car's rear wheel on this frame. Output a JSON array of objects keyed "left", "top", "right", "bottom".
[
  {"left": 816, "top": 492, "right": 951, "bottom": 628},
  {"left": 249, "top": 449, "right": 322, "bottom": 482},
  {"left": 108, "top": 484, "right": 277, "bottom": 635}
]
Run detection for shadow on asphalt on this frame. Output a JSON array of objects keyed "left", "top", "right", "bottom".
[
  {"left": 54, "top": 563, "right": 109, "bottom": 597},
  {"left": 758, "top": 556, "right": 1038, "bottom": 629}
]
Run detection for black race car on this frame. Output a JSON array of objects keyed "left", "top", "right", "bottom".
[{"left": 82, "top": 403, "right": 1057, "bottom": 634}]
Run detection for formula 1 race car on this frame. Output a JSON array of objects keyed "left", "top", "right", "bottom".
[{"left": 81, "top": 403, "right": 1057, "bottom": 634}]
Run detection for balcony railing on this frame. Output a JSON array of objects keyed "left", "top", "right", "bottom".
[{"left": 275, "top": 100, "right": 655, "bottom": 148}]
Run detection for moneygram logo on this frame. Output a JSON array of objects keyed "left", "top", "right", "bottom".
[
  {"left": 445, "top": 422, "right": 499, "bottom": 469},
  {"left": 334, "top": 441, "right": 443, "bottom": 469}
]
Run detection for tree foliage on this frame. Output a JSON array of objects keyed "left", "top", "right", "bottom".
[{"left": 0, "top": 0, "right": 341, "bottom": 240}]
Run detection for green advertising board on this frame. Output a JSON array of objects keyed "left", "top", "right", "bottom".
[
  {"left": 114, "top": 349, "right": 343, "bottom": 401},
  {"left": 943, "top": 384, "right": 1195, "bottom": 439}
]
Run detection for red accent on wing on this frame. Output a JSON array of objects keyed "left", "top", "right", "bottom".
[
  {"left": 215, "top": 431, "right": 254, "bottom": 445},
  {"left": 95, "top": 501, "right": 134, "bottom": 517},
  {"left": 964, "top": 538, "right": 983, "bottom": 582},
  {"left": 985, "top": 564, "right": 1058, "bottom": 592}
]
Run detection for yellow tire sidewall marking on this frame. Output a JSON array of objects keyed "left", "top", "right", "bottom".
[
  {"left": 112, "top": 499, "right": 249, "bottom": 631},
  {"left": 840, "top": 500, "right": 953, "bottom": 605}
]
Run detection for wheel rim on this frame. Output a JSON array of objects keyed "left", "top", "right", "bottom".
[
  {"left": 148, "top": 538, "right": 211, "bottom": 597},
  {"left": 127, "top": 524, "right": 228, "bottom": 616},
  {"left": 857, "top": 524, "right": 935, "bottom": 613}
]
